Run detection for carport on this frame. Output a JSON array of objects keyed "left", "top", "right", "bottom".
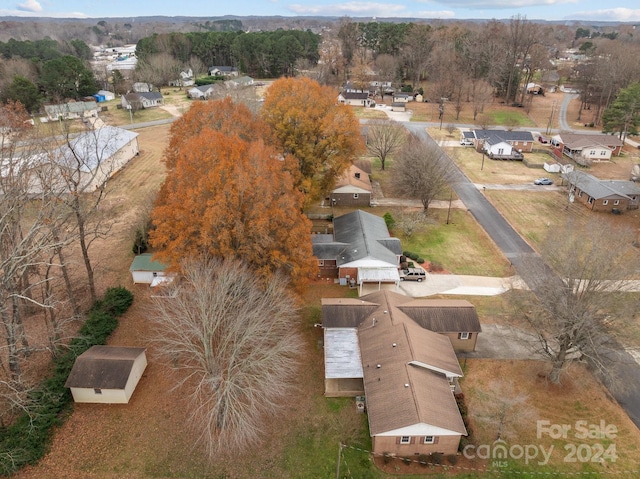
[{"left": 357, "top": 267, "right": 400, "bottom": 296}]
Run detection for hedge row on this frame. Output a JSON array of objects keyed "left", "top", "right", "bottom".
[
  {"left": 402, "top": 251, "right": 425, "bottom": 264},
  {"left": 0, "top": 287, "right": 134, "bottom": 475}
]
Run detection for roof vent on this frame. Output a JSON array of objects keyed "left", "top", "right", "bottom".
[
  {"left": 383, "top": 310, "right": 388, "bottom": 314},
  {"left": 392, "top": 343, "right": 397, "bottom": 348},
  {"left": 376, "top": 364, "right": 381, "bottom": 369},
  {"left": 404, "top": 384, "right": 409, "bottom": 388}
]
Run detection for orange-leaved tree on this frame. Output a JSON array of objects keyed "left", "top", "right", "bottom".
[
  {"left": 163, "top": 96, "right": 268, "bottom": 170},
  {"left": 150, "top": 107, "right": 317, "bottom": 284},
  {"left": 261, "top": 77, "right": 364, "bottom": 205}
]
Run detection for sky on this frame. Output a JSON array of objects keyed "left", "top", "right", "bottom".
[{"left": 1, "top": 0, "right": 640, "bottom": 22}]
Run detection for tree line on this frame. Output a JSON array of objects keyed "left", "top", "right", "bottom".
[{"left": 136, "top": 30, "right": 320, "bottom": 79}]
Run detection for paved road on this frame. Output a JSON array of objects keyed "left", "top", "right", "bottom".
[{"left": 558, "top": 93, "right": 579, "bottom": 132}]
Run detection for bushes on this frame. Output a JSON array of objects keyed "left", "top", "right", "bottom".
[
  {"left": 383, "top": 212, "right": 395, "bottom": 230},
  {"left": 402, "top": 251, "right": 425, "bottom": 264},
  {"left": 0, "top": 287, "right": 133, "bottom": 475}
]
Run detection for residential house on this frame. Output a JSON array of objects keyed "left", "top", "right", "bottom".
[
  {"left": 322, "top": 290, "right": 476, "bottom": 456},
  {"left": 330, "top": 165, "right": 372, "bottom": 207},
  {"left": 483, "top": 138, "right": 523, "bottom": 160},
  {"left": 169, "top": 69, "right": 194, "bottom": 87},
  {"left": 338, "top": 91, "right": 374, "bottom": 107},
  {"left": 563, "top": 170, "right": 640, "bottom": 212},
  {"left": 122, "top": 92, "right": 164, "bottom": 109},
  {"left": 391, "top": 102, "right": 406, "bottom": 112},
  {"left": 226, "top": 76, "right": 254, "bottom": 88},
  {"left": 44, "top": 101, "right": 99, "bottom": 122},
  {"left": 311, "top": 210, "right": 402, "bottom": 290},
  {"left": 65, "top": 346, "right": 147, "bottom": 404},
  {"left": 187, "top": 84, "right": 220, "bottom": 100},
  {"left": 208, "top": 66, "right": 238, "bottom": 77},
  {"left": 552, "top": 133, "right": 622, "bottom": 166},
  {"left": 472, "top": 129, "right": 534, "bottom": 154}
]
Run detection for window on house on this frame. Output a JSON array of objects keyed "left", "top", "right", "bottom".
[
  {"left": 459, "top": 332, "right": 470, "bottom": 340},
  {"left": 614, "top": 200, "right": 620, "bottom": 206},
  {"left": 523, "top": 142, "right": 528, "bottom": 146},
  {"left": 601, "top": 151, "right": 607, "bottom": 155},
  {"left": 603, "top": 200, "right": 609, "bottom": 206},
  {"left": 498, "top": 148, "right": 504, "bottom": 155},
  {"left": 353, "top": 193, "right": 359, "bottom": 199},
  {"left": 588, "top": 197, "right": 594, "bottom": 204},
  {"left": 400, "top": 436, "right": 411, "bottom": 444},
  {"left": 578, "top": 191, "right": 583, "bottom": 197},
  {"left": 590, "top": 150, "right": 596, "bottom": 156},
  {"left": 424, "top": 436, "right": 435, "bottom": 444},
  {"left": 94, "top": 388, "right": 102, "bottom": 394}
]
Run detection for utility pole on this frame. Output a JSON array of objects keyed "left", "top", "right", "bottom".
[
  {"left": 546, "top": 101, "right": 556, "bottom": 135},
  {"left": 446, "top": 189, "right": 453, "bottom": 225}
]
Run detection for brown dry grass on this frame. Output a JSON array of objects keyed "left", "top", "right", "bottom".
[{"left": 463, "top": 360, "right": 640, "bottom": 475}]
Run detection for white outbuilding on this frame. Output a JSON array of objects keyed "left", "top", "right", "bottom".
[{"left": 65, "top": 346, "right": 147, "bottom": 404}]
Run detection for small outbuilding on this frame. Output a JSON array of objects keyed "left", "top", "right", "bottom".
[
  {"left": 65, "top": 346, "right": 147, "bottom": 404},
  {"left": 129, "top": 253, "right": 169, "bottom": 285}
]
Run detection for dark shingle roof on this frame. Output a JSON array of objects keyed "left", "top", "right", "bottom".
[
  {"left": 473, "top": 129, "right": 534, "bottom": 143},
  {"left": 65, "top": 346, "right": 146, "bottom": 390}
]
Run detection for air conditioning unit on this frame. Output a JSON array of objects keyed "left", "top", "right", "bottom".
[{"left": 355, "top": 395, "right": 366, "bottom": 413}]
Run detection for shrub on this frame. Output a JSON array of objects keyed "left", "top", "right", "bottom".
[
  {"left": 402, "top": 456, "right": 412, "bottom": 465},
  {"left": 430, "top": 452, "right": 443, "bottom": 465},
  {"left": 383, "top": 452, "right": 393, "bottom": 465},
  {"left": 417, "top": 257, "right": 425, "bottom": 264},
  {"left": 447, "top": 454, "right": 459, "bottom": 465},
  {"left": 132, "top": 228, "right": 148, "bottom": 254},
  {"left": 383, "top": 212, "right": 395, "bottom": 230},
  {"left": 102, "top": 286, "right": 134, "bottom": 317},
  {"left": 418, "top": 454, "right": 429, "bottom": 467},
  {"left": 402, "top": 251, "right": 411, "bottom": 257},
  {"left": 408, "top": 252, "right": 419, "bottom": 261}
]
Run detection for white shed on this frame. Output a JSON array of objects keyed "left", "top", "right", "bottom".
[
  {"left": 129, "top": 253, "right": 169, "bottom": 284},
  {"left": 65, "top": 346, "right": 147, "bottom": 404}
]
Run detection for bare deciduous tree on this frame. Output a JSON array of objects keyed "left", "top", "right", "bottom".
[
  {"left": 517, "top": 220, "right": 640, "bottom": 387},
  {"left": 391, "top": 133, "right": 454, "bottom": 213},
  {"left": 366, "top": 119, "right": 406, "bottom": 171},
  {"left": 151, "top": 257, "right": 303, "bottom": 459}
]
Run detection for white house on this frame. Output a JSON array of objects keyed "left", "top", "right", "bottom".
[
  {"left": 338, "top": 91, "right": 374, "bottom": 107},
  {"left": 44, "top": 101, "right": 99, "bottom": 122},
  {"left": 65, "top": 346, "right": 147, "bottom": 404}
]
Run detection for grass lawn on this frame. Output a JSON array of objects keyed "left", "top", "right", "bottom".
[{"left": 485, "top": 109, "right": 535, "bottom": 127}]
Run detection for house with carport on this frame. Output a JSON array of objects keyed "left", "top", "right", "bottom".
[
  {"left": 65, "top": 346, "right": 147, "bottom": 404},
  {"left": 321, "top": 290, "right": 474, "bottom": 456},
  {"left": 122, "top": 92, "right": 164, "bottom": 109},
  {"left": 552, "top": 133, "right": 624, "bottom": 164},
  {"left": 312, "top": 210, "right": 402, "bottom": 292},
  {"left": 563, "top": 170, "right": 640, "bottom": 212}
]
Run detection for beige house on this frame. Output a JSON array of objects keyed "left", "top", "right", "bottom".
[
  {"left": 65, "top": 346, "right": 147, "bottom": 404},
  {"left": 322, "top": 291, "right": 480, "bottom": 457}
]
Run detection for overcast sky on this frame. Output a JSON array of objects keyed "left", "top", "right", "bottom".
[{"left": 2, "top": 0, "right": 640, "bottom": 22}]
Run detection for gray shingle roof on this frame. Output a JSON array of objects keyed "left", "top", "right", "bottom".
[
  {"left": 333, "top": 210, "right": 398, "bottom": 266},
  {"left": 563, "top": 170, "right": 640, "bottom": 200},
  {"left": 473, "top": 129, "right": 534, "bottom": 143}
]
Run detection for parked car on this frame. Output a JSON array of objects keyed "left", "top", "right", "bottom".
[
  {"left": 460, "top": 138, "right": 474, "bottom": 146},
  {"left": 538, "top": 135, "right": 549, "bottom": 144},
  {"left": 400, "top": 268, "right": 426, "bottom": 282},
  {"left": 534, "top": 177, "right": 553, "bottom": 185}
]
